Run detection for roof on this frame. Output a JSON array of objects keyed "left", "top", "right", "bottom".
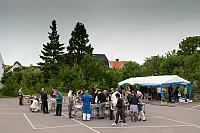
[
  {"left": 92, "top": 54, "right": 109, "bottom": 67},
  {"left": 109, "top": 60, "right": 126, "bottom": 69},
  {"left": 118, "top": 75, "right": 191, "bottom": 86}
]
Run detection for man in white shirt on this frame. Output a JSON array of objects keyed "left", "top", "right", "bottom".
[{"left": 157, "top": 87, "right": 161, "bottom": 101}]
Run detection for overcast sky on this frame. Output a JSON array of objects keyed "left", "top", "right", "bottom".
[{"left": 0, "top": 0, "right": 200, "bottom": 66}]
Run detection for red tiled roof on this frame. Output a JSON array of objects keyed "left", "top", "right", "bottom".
[{"left": 109, "top": 60, "right": 126, "bottom": 69}]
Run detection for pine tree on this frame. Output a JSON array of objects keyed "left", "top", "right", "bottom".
[
  {"left": 67, "top": 22, "right": 94, "bottom": 65},
  {"left": 38, "top": 20, "right": 65, "bottom": 76}
]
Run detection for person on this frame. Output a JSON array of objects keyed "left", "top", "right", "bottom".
[
  {"left": 108, "top": 89, "right": 114, "bottom": 120},
  {"left": 40, "top": 88, "right": 49, "bottom": 114},
  {"left": 30, "top": 96, "right": 40, "bottom": 112},
  {"left": 112, "top": 93, "right": 127, "bottom": 127},
  {"left": 184, "top": 85, "right": 188, "bottom": 102},
  {"left": 168, "top": 85, "right": 173, "bottom": 102},
  {"left": 174, "top": 86, "right": 179, "bottom": 102},
  {"left": 82, "top": 90, "right": 92, "bottom": 121},
  {"left": 55, "top": 88, "right": 63, "bottom": 116},
  {"left": 129, "top": 91, "right": 138, "bottom": 122},
  {"left": 97, "top": 90, "right": 107, "bottom": 119},
  {"left": 68, "top": 90, "right": 75, "bottom": 118},
  {"left": 157, "top": 86, "right": 161, "bottom": 101},
  {"left": 50, "top": 89, "right": 56, "bottom": 111},
  {"left": 137, "top": 88, "right": 146, "bottom": 121},
  {"left": 18, "top": 87, "right": 23, "bottom": 106},
  {"left": 91, "top": 86, "right": 98, "bottom": 104}
]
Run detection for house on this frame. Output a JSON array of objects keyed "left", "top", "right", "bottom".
[
  {"left": 7, "top": 61, "right": 22, "bottom": 73},
  {"left": 92, "top": 54, "right": 109, "bottom": 67},
  {"left": 109, "top": 59, "right": 126, "bottom": 69},
  {"left": 0, "top": 53, "right": 4, "bottom": 88}
]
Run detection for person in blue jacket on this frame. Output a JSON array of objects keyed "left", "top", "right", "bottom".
[
  {"left": 82, "top": 90, "right": 92, "bottom": 121},
  {"left": 54, "top": 88, "right": 63, "bottom": 116}
]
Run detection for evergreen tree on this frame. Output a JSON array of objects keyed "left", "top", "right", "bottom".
[
  {"left": 38, "top": 20, "right": 65, "bottom": 77},
  {"left": 67, "top": 22, "right": 94, "bottom": 65}
]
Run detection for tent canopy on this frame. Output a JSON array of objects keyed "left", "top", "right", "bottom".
[{"left": 118, "top": 75, "right": 191, "bottom": 87}]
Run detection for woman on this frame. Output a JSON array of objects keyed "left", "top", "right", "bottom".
[
  {"left": 129, "top": 91, "right": 138, "bottom": 122},
  {"left": 30, "top": 96, "right": 40, "bottom": 112}
]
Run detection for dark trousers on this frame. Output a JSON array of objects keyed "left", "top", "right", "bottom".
[
  {"left": 169, "top": 93, "right": 172, "bottom": 102},
  {"left": 175, "top": 95, "right": 179, "bottom": 102},
  {"left": 42, "top": 102, "right": 48, "bottom": 113},
  {"left": 157, "top": 93, "right": 161, "bottom": 101},
  {"left": 109, "top": 109, "right": 114, "bottom": 120},
  {"left": 56, "top": 104, "right": 62, "bottom": 116},
  {"left": 19, "top": 98, "right": 23, "bottom": 105},
  {"left": 115, "top": 108, "right": 126, "bottom": 124}
]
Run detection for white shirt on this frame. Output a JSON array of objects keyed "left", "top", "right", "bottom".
[{"left": 157, "top": 87, "right": 161, "bottom": 93}]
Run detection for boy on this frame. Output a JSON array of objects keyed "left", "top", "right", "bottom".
[{"left": 112, "top": 93, "right": 127, "bottom": 126}]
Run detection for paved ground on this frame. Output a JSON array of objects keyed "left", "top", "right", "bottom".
[{"left": 0, "top": 98, "right": 200, "bottom": 133}]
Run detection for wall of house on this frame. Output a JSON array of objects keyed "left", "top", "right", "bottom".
[{"left": 0, "top": 53, "right": 4, "bottom": 85}]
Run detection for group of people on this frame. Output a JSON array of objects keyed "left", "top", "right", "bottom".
[
  {"left": 157, "top": 85, "right": 188, "bottom": 102},
  {"left": 29, "top": 88, "right": 63, "bottom": 116},
  {"left": 19, "top": 85, "right": 147, "bottom": 127},
  {"left": 67, "top": 86, "right": 146, "bottom": 126}
]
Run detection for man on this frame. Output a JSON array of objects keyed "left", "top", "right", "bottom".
[
  {"left": 18, "top": 87, "right": 23, "bottom": 106},
  {"left": 55, "top": 88, "right": 62, "bottom": 116},
  {"left": 68, "top": 90, "right": 75, "bottom": 118},
  {"left": 168, "top": 85, "right": 173, "bottom": 102},
  {"left": 82, "top": 90, "right": 92, "bottom": 121},
  {"left": 174, "top": 86, "right": 179, "bottom": 102},
  {"left": 40, "top": 88, "right": 49, "bottom": 114},
  {"left": 184, "top": 85, "right": 188, "bottom": 102},
  {"left": 97, "top": 90, "right": 107, "bottom": 119},
  {"left": 137, "top": 88, "right": 146, "bottom": 121},
  {"left": 112, "top": 93, "right": 127, "bottom": 127},
  {"left": 157, "top": 86, "right": 161, "bottom": 101}
]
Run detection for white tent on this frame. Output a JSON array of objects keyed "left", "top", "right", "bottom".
[
  {"left": 118, "top": 75, "right": 191, "bottom": 86},
  {"left": 118, "top": 75, "right": 192, "bottom": 99}
]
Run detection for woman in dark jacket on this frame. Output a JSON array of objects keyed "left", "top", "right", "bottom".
[{"left": 129, "top": 91, "right": 138, "bottom": 122}]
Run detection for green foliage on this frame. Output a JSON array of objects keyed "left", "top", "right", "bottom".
[
  {"left": 67, "top": 22, "right": 94, "bottom": 65},
  {"left": 142, "top": 55, "right": 164, "bottom": 76},
  {"left": 38, "top": 20, "right": 65, "bottom": 77},
  {"left": 121, "top": 61, "right": 142, "bottom": 79},
  {"left": 178, "top": 36, "right": 200, "bottom": 56},
  {"left": 159, "top": 55, "right": 184, "bottom": 75}
]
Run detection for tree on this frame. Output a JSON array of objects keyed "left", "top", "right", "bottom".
[
  {"left": 121, "top": 61, "right": 142, "bottom": 79},
  {"left": 142, "top": 55, "right": 164, "bottom": 76},
  {"left": 177, "top": 36, "right": 200, "bottom": 56},
  {"left": 67, "top": 22, "right": 94, "bottom": 65},
  {"left": 38, "top": 20, "right": 65, "bottom": 77}
]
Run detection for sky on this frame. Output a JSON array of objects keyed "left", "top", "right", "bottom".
[{"left": 0, "top": 0, "right": 200, "bottom": 66}]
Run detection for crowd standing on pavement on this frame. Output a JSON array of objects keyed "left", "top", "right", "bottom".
[{"left": 20, "top": 84, "right": 189, "bottom": 127}]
